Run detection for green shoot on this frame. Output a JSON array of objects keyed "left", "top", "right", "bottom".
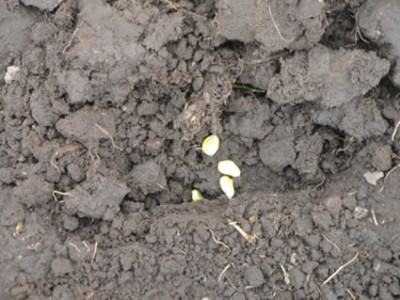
[
  {"left": 232, "top": 83, "right": 266, "bottom": 94},
  {"left": 278, "top": 262, "right": 294, "bottom": 291}
]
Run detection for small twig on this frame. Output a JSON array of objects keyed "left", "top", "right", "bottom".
[
  {"left": 86, "top": 292, "right": 94, "bottom": 300},
  {"left": 218, "top": 264, "right": 231, "bottom": 283},
  {"left": 321, "top": 233, "right": 341, "bottom": 252},
  {"left": 391, "top": 120, "right": 400, "bottom": 141},
  {"left": 92, "top": 242, "right": 98, "bottom": 262},
  {"left": 205, "top": 226, "right": 230, "bottom": 250},
  {"left": 95, "top": 123, "right": 123, "bottom": 151},
  {"left": 370, "top": 208, "right": 379, "bottom": 226},
  {"left": 227, "top": 218, "right": 256, "bottom": 244},
  {"left": 268, "top": 5, "right": 294, "bottom": 43},
  {"left": 322, "top": 251, "right": 359, "bottom": 286}
]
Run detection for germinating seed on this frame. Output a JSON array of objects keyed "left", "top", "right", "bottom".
[
  {"left": 220, "top": 175, "right": 235, "bottom": 199},
  {"left": 202, "top": 134, "right": 220, "bottom": 156},
  {"left": 192, "top": 189, "right": 203, "bottom": 203},
  {"left": 217, "top": 160, "right": 241, "bottom": 177}
]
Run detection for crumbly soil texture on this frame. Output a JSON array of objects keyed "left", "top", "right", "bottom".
[{"left": 1, "top": 0, "right": 400, "bottom": 299}]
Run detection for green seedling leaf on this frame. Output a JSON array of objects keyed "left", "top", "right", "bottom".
[
  {"left": 278, "top": 262, "right": 294, "bottom": 291},
  {"left": 232, "top": 83, "right": 266, "bottom": 94}
]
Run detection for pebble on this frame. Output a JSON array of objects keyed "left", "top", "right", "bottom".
[
  {"left": 323, "top": 195, "right": 342, "bottom": 215},
  {"left": 363, "top": 170, "right": 384, "bottom": 186},
  {"left": 289, "top": 268, "right": 305, "bottom": 289},
  {"left": 353, "top": 206, "right": 368, "bottom": 219},
  {"left": 244, "top": 266, "right": 265, "bottom": 287},
  {"left": 343, "top": 195, "right": 357, "bottom": 210}
]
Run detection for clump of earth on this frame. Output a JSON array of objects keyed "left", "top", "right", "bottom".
[{"left": 1, "top": 0, "right": 400, "bottom": 299}]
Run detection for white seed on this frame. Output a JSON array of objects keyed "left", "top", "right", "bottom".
[
  {"left": 202, "top": 134, "right": 220, "bottom": 156},
  {"left": 220, "top": 176, "right": 235, "bottom": 199},
  {"left": 217, "top": 160, "right": 241, "bottom": 177},
  {"left": 192, "top": 189, "right": 203, "bottom": 203}
]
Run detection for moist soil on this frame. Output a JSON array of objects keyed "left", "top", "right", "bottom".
[{"left": 1, "top": 0, "right": 400, "bottom": 299}]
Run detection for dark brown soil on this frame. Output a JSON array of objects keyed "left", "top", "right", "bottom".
[{"left": 1, "top": 0, "right": 400, "bottom": 299}]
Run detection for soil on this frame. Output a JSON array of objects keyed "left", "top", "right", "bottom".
[{"left": 1, "top": 0, "right": 400, "bottom": 299}]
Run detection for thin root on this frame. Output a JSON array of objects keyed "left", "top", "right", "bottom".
[
  {"left": 321, "top": 233, "right": 341, "bottom": 252},
  {"left": 205, "top": 226, "right": 230, "bottom": 250},
  {"left": 268, "top": 5, "right": 294, "bottom": 43},
  {"left": 50, "top": 143, "right": 83, "bottom": 173},
  {"left": 68, "top": 242, "right": 81, "bottom": 254},
  {"left": 218, "top": 264, "right": 231, "bottom": 283},
  {"left": 227, "top": 218, "right": 256, "bottom": 244},
  {"left": 88, "top": 147, "right": 101, "bottom": 169},
  {"left": 62, "top": 25, "right": 80, "bottom": 54},
  {"left": 95, "top": 123, "right": 123, "bottom": 151},
  {"left": 225, "top": 275, "right": 238, "bottom": 290},
  {"left": 379, "top": 164, "right": 400, "bottom": 192},
  {"left": 313, "top": 175, "right": 326, "bottom": 190},
  {"left": 52, "top": 190, "right": 73, "bottom": 203},
  {"left": 371, "top": 208, "right": 379, "bottom": 226},
  {"left": 321, "top": 251, "right": 359, "bottom": 286},
  {"left": 344, "top": 285, "right": 356, "bottom": 300},
  {"left": 165, "top": 0, "right": 206, "bottom": 20},
  {"left": 391, "top": 120, "right": 400, "bottom": 141},
  {"left": 83, "top": 241, "right": 91, "bottom": 252}
]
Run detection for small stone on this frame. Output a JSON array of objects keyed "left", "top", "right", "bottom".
[
  {"left": 62, "top": 214, "right": 79, "bottom": 231},
  {"left": 323, "top": 195, "right": 342, "bottom": 216},
  {"left": 389, "top": 282, "right": 400, "bottom": 296},
  {"left": 192, "top": 77, "right": 204, "bottom": 91},
  {"left": 67, "top": 164, "right": 85, "bottom": 182},
  {"left": 244, "top": 266, "right": 265, "bottom": 287},
  {"left": 4, "top": 65, "right": 20, "bottom": 84},
  {"left": 363, "top": 170, "right": 384, "bottom": 186},
  {"left": 0, "top": 168, "right": 13, "bottom": 184},
  {"left": 289, "top": 268, "right": 306, "bottom": 289},
  {"left": 353, "top": 206, "right": 368, "bottom": 219},
  {"left": 343, "top": 196, "right": 357, "bottom": 210},
  {"left": 51, "top": 258, "right": 73, "bottom": 276},
  {"left": 52, "top": 285, "right": 74, "bottom": 300},
  {"left": 137, "top": 102, "right": 157, "bottom": 116},
  {"left": 21, "top": 0, "right": 61, "bottom": 11}
]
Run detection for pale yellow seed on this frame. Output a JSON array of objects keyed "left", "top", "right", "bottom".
[
  {"left": 217, "top": 160, "right": 241, "bottom": 177},
  {"left": 192, "top": 189, "right": 203, "bottom": 203},
  {"left": 220, "top": 176, "right": 235, "bottom": 199},
  {"left": 202, "top": 134, "right": 220, "bottom": 156}
]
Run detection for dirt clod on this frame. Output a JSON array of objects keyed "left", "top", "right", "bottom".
[{"left": 1, "top": 0, "right": 400, "bottom": 299}]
